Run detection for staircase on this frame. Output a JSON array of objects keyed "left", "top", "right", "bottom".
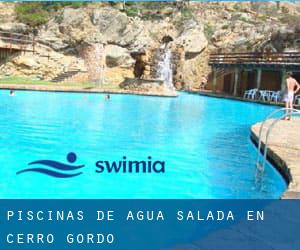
[{"left": 51, "top": 70, "right": 82, "bottom": 83}]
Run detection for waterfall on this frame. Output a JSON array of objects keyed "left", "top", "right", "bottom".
[{"left": 157, "top": 46, "right": 175, "bottom": 91}]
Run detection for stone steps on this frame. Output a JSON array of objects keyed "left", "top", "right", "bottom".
[{"left": 51, "top": 70, "right": 82, "bottom": 83}]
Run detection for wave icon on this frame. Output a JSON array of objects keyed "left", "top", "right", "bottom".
[{"left": 16, "top": 152, "right": 85, "bottom": 178}]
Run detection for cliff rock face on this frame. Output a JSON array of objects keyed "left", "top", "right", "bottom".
[{"left": 0, "top": 2, "right": 299, "bottom": 89}]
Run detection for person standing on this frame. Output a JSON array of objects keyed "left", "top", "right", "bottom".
[
  {"left": 284, "top": 72, "right": 300, "bottom": 120},
  {"left": 200, "top": 76, "right": 207, "bottom": 90}
]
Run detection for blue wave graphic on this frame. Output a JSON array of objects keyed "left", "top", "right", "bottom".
[
  {"left": 16, "top": 168, "right": 82, "bottom": 178},
  {"left": 28, "top": 160, "right": 84, "bottom": 171},
  {"left": 17, "top": 153, "right": 85, "bottom": 178}
]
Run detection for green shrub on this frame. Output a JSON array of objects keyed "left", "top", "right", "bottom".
[
  {"left": 124, "top": 8, "right": 140, "bottom": 18},
  {"left": 15, "top": 2, "right": 88, "bottom": 27},
  {"left": 221, "top": 24, "right": 229, "bottom": 30},
  {"left": 204, "top": 24, "right": 215, "bottom": 40},
  {"left": 123, "top": 2, "right": 176, "bottom": 20},
  {"left": 40, "top": 2, "right": 87, "bottom": 11},
  {"left": 180, "top": 8, "right": 193, "bottom": 19},
  {"left": 281, "top": 6, "right": 289, "bottom": 14},
  {"left": 233, "top": 3, "right": 244, "bottom": 12},
  {"left": 15, "top": 3, "right": 50, "bottom": 27}
]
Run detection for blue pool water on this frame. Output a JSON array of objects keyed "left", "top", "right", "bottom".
[{"left": 0, "top": 90, "right": 286, "bottom": 198}]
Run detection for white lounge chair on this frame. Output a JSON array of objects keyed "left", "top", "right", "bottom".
[
  {"left": 243, "top": 88, "right": 258, "bottom": 99},
  {"left": 259, "top": 90, "right": 269, "bottom": 101},
  {"left": 243, "top": 90, "right": 250, "bottom": 98},
  {"left": 270, "top": 91, "right": 282, "bottom": 103}
]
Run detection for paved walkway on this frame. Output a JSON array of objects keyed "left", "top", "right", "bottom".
[
  {"left": 251, "top": 118, "right": 300, "bottom": 198},
  {"left": 187, "top": 90, "right": 286, "bottom": 107}
]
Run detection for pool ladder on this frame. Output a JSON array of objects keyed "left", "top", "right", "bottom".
[{"left": 255, "top": 108, "right": 300, "bottom": 184}]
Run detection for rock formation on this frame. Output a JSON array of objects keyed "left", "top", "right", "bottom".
[{"left": 0, "top": 2, "right": 299, "bottom": 90}]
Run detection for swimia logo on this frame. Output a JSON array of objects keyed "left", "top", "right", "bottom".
[
  {"left": 16, "top": 153, "right": 85, "bottom": 178},
  {"left": 16, "top": 153, "right": 165, "bottom": 178}
]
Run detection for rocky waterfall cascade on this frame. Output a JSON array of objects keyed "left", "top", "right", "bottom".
[{"left": 156, "top": 44, "right": 175, "bottom": 91}]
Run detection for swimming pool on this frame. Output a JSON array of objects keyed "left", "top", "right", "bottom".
[{"left": 0, "top": 90, "right": 286, "bottom": 198}]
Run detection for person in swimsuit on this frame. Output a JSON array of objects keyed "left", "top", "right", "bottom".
[
  {"left": 200, "top": 76, "right": 207, "bottom": 90},
  {"left": 284, "top": 72, "right": 300, "bottom": 120}
]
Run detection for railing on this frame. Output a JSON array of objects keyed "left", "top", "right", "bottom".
[
  {"left": 209, "top": 52, "right": 300, "bottom": 65},
  {"left": 0, "top": 30, "right": 35, "bottom": 52},
  {"left": 255, "top": 108, "right": 300, "bottom": 187}
]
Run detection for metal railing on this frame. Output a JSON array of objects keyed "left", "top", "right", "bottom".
[
  {"left": 0, "top": 30, "right": 54, "bottom": 60},
  {"left": 255, "top": 108, "right": 300, "bottom": 184},
  {"left": 0, "top": 30, "right": 35, "bottom": 52}
]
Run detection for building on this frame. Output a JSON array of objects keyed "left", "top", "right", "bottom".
[{"left": 207, "top": 52, "right": 300, "bottom": 97}]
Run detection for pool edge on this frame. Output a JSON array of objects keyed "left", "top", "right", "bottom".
[
  {"left": 184, "top": 90, "right": 285, "bottom": 107},
  {"left": 0, "top": 84, "right": 178, "bottom": 98},
  {"left": 250, "top": 122, "right": 300, "bottom": 199}
]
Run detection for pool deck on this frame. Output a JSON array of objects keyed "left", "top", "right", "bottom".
[
  {"left": 251, "top": 118, "right": 300, "bottom": 199},
  {"left": 0, "top": 84, "right": 178, "bottom": 97},
  {"left": 186, "top": 90, "right": 286, "bottom": 107}
]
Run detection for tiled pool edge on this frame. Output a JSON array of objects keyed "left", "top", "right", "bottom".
[
  {"left": 185, "top": 90, "right": 285, "bottom": 107},
  {"left": 251, "top": 121, "right": 300, "bottom": 199},
  {"left": 0, "top": 84, "right": 178, "bottom": 98}
]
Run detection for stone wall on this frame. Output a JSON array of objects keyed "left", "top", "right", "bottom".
[{"left": 79, "top": 43, "right": 105, "bottom": 84}]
